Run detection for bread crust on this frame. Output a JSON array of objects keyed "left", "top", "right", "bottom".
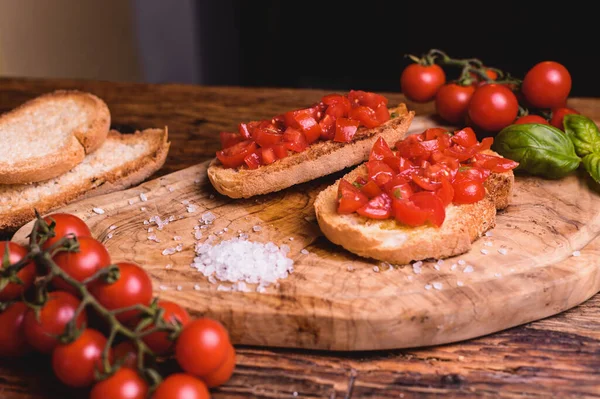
[
  {"left": 0, "top": 128, "right": 169, "bottom": 233},
  {"left": 207, "top": 104, "right": 415, "bottom": 198},
  {"left": 0, "top": 90, "right": 111, "bottom": 184},
  {"left": 314, "top": 162, "right": 514, "bottom": 265}
]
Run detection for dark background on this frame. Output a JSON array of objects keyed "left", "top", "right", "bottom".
[{"left": 194, "top": 1, "right": 599, "bottom": 97}]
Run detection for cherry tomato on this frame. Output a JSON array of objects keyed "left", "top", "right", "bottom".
[
  {"left": 472, "top": 153, "right": 519, "bottom": 173},
  {"left": 138, "top": 301, "right": 190, "bottom": 355},
  {"left": 452, "top": 179, "right": 486, "bottom": 204},
  {"left": 410, "top": 191, "right": 445, "bottom": 227},
  {"left": 467, "top": 84, "right": 519, "bottom": 132},
  {"left": 52, "top": 236, "right": 111, "bottom": 295},
  {"left": 89, "top": 262, "right": 153, "bottom": 323},
  {"left": 176, "top": 318, "right": 231, "bottom": 377},
  {"left": 356, "top": 193, "right": 393, "bottom": 219},
  {"left": 41, "top": 213, "right": 92, "bottom": 250},
  {"left": 152, "top": 374, "right": 210, "bottom": 399},
  {"left": 52, "top": 328, "right": 111, "bottom": 388},
  {"left": 202, "top": 344, "right": 236, "bottom": 388},
  {"left": 0, "top": 242, "right": 35, "bottom": 301},
  {"left": 113, "top": 341, "right": 138, "bottom": 369},
  {"left": 550, "top": 107, "right": 580, "bottom": 130},
  {"left": 337, "top": 179, "right": 368, "bottom": 214},
  {"left": 514, "top": 115, "right": 549, "bottom": 125},
  {"left": 400, "top": 63, "right": 446, "bottom": 103},
  {"left": 90, "top": 368, "right": 148, "bottom": 399},
  {"left": 0, "top": 302, "right": 31, "bottom": 357},
  {"left": 522, "top": 61, "right": 572, "bottom": 109},
  {"left": 216, "top": 140, "right": 257, "bottom": 168},
  {"left": 435, "top": 83, "right": 475, "bottom": 124},
  {"left": 23, "top": 291, "right": 87, "bottom": 354},
  {"left": 369, "top": 137, "right": 396, "bottom": 161}
]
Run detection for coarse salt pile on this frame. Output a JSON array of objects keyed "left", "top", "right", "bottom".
[{"left": 190, "top": 237, "right": 294, "bottom": 292}]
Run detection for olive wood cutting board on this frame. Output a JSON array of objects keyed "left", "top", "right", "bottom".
[{"left": 13, "top": 116, "right": 600, "bottom": 351}]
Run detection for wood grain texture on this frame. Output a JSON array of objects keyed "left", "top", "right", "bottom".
[{"left": 1, "top": 78, "right": 600, "bottom": 397}]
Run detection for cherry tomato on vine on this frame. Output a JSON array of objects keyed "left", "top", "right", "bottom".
[
  {"left": 52, "top": 236, "right": 111, "bottom": 295},
  {"left": 435, "top": 83, "right": 475, "bottom": 124},
  {"left": 522, "top": 61, "right": 572, "bottom": 109},
  {"left": 52, "top": 328, "right": 111, "bottom": 388},
  {"left": 400, "top": 63, "right": 446, "bottom": 103},
  {"left": 113, "top": 341, "right": 138, "bottom": 369},
  {"left": 467, "top": 84, "right": 519, "bottom": 132},
  {"left": 202, "top": 343, "right": 236, "bottom": 388},
  {"left": 0, "top": 242, "right": 35, "bottom": 301},
  {"left": 139, "top": 300, "right": 190, "bottom": 355},
  {"left": 514, "top": 115, "right": 549, "bottom": 125},
  {"left": 176, "top": 318, "right": 231, "bottom": 377},
  {"left": 550, "top": 107, "right": 580, "bottom": 130},
  {"left": 90, "top": 367, "right": 149, "bottom": 399},
  {"left": 0, "top": 302, "right": 31, "bottom": 357},
  {"left": 89, "top": 262, "right": 153, "bottom": 323},
  {"left": 152, "top": 373, "right": 210, "bottom": 399},
  {"left": 23, "top": 291, "right": 87, "bottom": 354},
  {"left": 42, "top": 213, "right": 92, "bottom": 250}
]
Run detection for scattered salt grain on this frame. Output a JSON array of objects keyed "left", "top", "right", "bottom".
[
  {"left": 217, "top": 285, "right": 230, "bottom": 292},
  {"left": 451, "top": 264, "right": 457, "bottom": 271},
  {"left": 373, "top": 266, "right": 380, "bottom": 273},
  {"left": 494, "top": 273, "right": 502, "bottom": 278},
  {"left": 252, "top": 225, "right": 262, "bottom": 232},
  {"left": 140, "top": 207, "right": 147, "bottom": 211},
  {"left": 162, "top": 247, "right": 177, "bottom": 256},
  {"left": 256, "top": 285, "right": 267, "bottom": 293},
  {"left": 176, "top": 285, "right": 183, "bottom": 291},
  {"left": 148, "top": 235, "right": 160, "bottom": 243},
  {"left": 107, "top": 233, "right": 113, "bottom": 239},
  {"left": 93, "top": 207, "right": 105, "bottom": 215},
  {"left": 425, "top": 284, "right": 432, "bottom": 290},
  {"left": 143, "top": 220, "right": 149, "bottom": 225},
  {"left": 433, "top": 282, "right": 443, "bottom": 290},
  {"left": 173, "top": 236, "right": 182, "bottom": 241},
  {"left": 463, "top": 265, "right": 474, "bottom": 273},
  {"left": 194, "top": 179, "right": 201, "bottom": 184},
  {"left": 201, "top": 212, "right": 216, "bottom": 224},
  {"left": 458, "top": 259, "right": 466, "bottom": 265},
  {"left": 413, "top": 260, "right": 423, "bottom": 268},
  {"left": 498, "top": 248, "right": 508, "bottom": 255},
  {"left": 187, "top": 205, "right": 196, "bottom": 213},
  {"left": 406, "top": 275, "right": 413, "bottom": 281},
  {"left": 159, "top": 285, "right": 168, "bottom": 291},
  {"left": 484, "top": 241, "right": 493, "bottom": 247},
  {"left": 480, "top": 249, "right": 489, "bottom": 255},
  {"left": 140, "top": 193, "right": 148, "bottom": 202},
  {"left": 209, "top": 194, "right": 215, "bottom": 199},
  {"left": 300, "top": 249, "right": 309, "bottom": 255},
  {"left": 182, "top": 200, "right": 190, "bottom": 205},
  {"left": 436, "top": 259, "right": 445, "bottom": 266},
  {"left": 208, "top": 275, "right": 217, "bottom": 284},
  {"left": 165, "top": 264, "right": 172, "bottom": 269},
  {"left": 347, "top": 265, "right": 354, "bottom": 272},
  {"left": 176, "top": 244, "right": 183, "bottom": 252},
  {"left": 572, "top": 250, "right": 581, "bottom": 257},
  {"left": 128, "top": 199, "right": 135, "bottom": 205},
  {"left": 109, "top": 225, "right": 117, "bottom": 231},
  {"left": 168, "top": 187, "right": 174, "bottom": 192},
  {"left": 485, "top": 231, "right": 493, "bottom": 237},
  {"left": 412, "top": 263, "right": 422, "bottom": 274},
  {"left": 193, "top": 284, "right": 201, "bottom": 291},
  {"left": 289, "top": 237, "right": 294, "bottom": 241},
  {"left": 434, "top": 264, "right": 441, "bottom": 271},
  {"left": 293, "top": 392, "right": 298, "bottom": 397},
  {"left": 457, "top": 281, "right": 464, "bottom": 287},
  {"left": 194, "top": 231, "right": 203, "bottom": 240},
  {"left": 168, "top": 215, "right": 176, "bottom": 222},
  {"left": 148, "top": 227, "right": 154, "bottom": 233}
]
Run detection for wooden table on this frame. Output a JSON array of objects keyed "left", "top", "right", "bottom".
[{"left": 1, "top": 78, "right": 599, "bottom": 398}]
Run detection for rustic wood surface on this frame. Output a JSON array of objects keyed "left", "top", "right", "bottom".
[
  {"left": 1, "top": 78, "right": 600, "bottom": 397},
  {"left": 13, "top": 119, "right": 600, "bottom": 352}
]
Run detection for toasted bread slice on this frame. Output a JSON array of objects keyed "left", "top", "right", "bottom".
[
  {"left": 314, "top": 156, "right": 514, "bottom": 265},
  {"left": 207, "top": 104, "right": 415, "bottom": 198},
  {"left": 0, "top": 128, "right": 169, "bottom": 233},
  {"left": 0, "top": 90, "right": 111, "bottom": 184}
]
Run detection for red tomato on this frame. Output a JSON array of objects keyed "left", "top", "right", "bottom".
[
  {"left": 392, "top": 198, "right": 430, "bottom": 227},
  {"left": 436, "top": 177, "right": 455, "bottom": 206},
  {"left": 253, "top": 127, "right": 283, "bottom": 148},
  {"left": 140, "top": 301, "right": 190, "bottom": 355},
  {"left": 41, "top": 213, "right": 92, "bottom": 250},
  {"left": 522, "top": 61, "right": 572, "bottom": 109},
  {"left": 367, "top": 160, "right": 395, "bottom": 187},
  {"left": 334, "top": 118, "right": 360, "bottom": 142},
  {"left": 451, "top": 127, "right": 478, "bottom": 148},
  {"left": 550, "top": 107, "right": 580, "bottom": 130},
  {"left": 23, "top": 291, "right": 87, "bottom": 354},
  {"left": 410, "top": 191, "right": 445, "bottom": 227},
  {"left": 472, "top": 153, "right": 519, "bottom": 173},
  {"left": 360, "top": 180, "right": 383, "bottom": 198},
  {"left": 152, "top": 374, "right": 210, "bottom": 399},
  {"left": 435, "top": 83, "right": 475, "bottom": 124},
  {"left": 219, "top": 132, "right": 243, "bottom": 149},
  {"left": 270, "top": 143, "right": 288, "bottom": 159},
  {"left": 385, "top": 175, "right": 414, "bottom": 200},
  {"left": 259, "top": 147, "right": 277, "bottom": 165},
  {"left": 369, "top": 137, "right": 395, "bottom": 161},
  {"left": 318, "top": 114, "right": 336, "bottom": 140},
  {"left": 467, "top": 84, "right": 519, "bottom": 132},
  {"left": 0, "top": 302, "right": 31, "bottom": 357},
  {"left": 90, "top": 368, "right": 148, "bottom": 399},
  {"left": 349, "top": 106, "right": 381, "bottom": 129},
  {"left": 0, "top": 242, "right": 35, "bottom": 301},
  {"left": 113, "top": 341, "right": 138, "bottom": 369},
  {"left": 175, "top": 318, "right": 231, "bottom": 377},
  {"left": 284, "top": 108, "right": 322, "bottom": 144},
  {"left": 337, "top": 179, "right": 368, "bottom": 214},
  {"left": 400, "top": 63, "right": 446, "bottom": 103},
  {"left": 514, "top": 115, "right": 549, "bottom": 125},
  {"left": 356, "top": 193, "right": 392, "bottom": 219},
  {"left": 282, "top": 127, "right": 308, "bottom": 152},
  {"left": 323, "top": 94, "right": 352, "bottom": 118},
  {"left": 452, "top": 179, "right": 486, "bottom": 204},
  {"left": 202, "top": 343, "right": 236, "bottom": 388},
  {"left": 89, "top": 262, "right": 153, "bottom": 323},
  {"left": 347, "top": 90, "right": 388, "bottom": 109},
  {"left": 52, "top": 329, "right": 111, "bottom": 388},
  {"left": 243, "top": 151, "right": 261, "bottom": 170},
  {"left": 216, "top": 140, "right": 257, "bottom": 168},
  {"left": 412, "top": 174, "right": 441, "bottom": 191},
  {"left": 52, "top": 236, "right": 111, "bottom": 295}
]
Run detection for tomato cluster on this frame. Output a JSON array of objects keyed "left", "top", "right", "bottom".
[
  {"left": 0, "top": 213, "right": 235, "bottom": 399},
  {"left": 217, "top": 90, "right": 390, "bottom": 169},
  {"left": 337, "top": 128, "right": 518, "bottom": 226},
  {"left": 400, "top": 50, "right": 577, "bottom": 134}
]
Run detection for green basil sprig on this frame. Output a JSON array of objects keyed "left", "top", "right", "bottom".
[
  {"left": 493, "top": 123, "right": 581, "bottom": 179},
  {"left": 564, "top": 114, "right": 600, "bottom": 182}
]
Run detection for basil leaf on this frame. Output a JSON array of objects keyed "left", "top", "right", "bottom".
[
  {"left": 583, "top": 153, "right": 600, "bottom": 183},
  {"left": 493, "top": 123, "right": 581, "bottom": 179},
  {"left": 563, "top": 114, "right": 600, "bottom": 157}
]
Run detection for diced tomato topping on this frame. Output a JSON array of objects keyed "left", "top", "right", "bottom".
[
  {"left": 254, "top": 126, "right": 283, "bottom": 148},
  {"left": 369, "top": 137, "right": 395, "bottom": 161},
  {"left": 238, "top": 122, "right": 254, "bottom": 139},
  {"left": 244, "top": 151, "right": 261, "bottom": 170},
  {"left": 424, "top": 128, "right": 449, "bottom": 141},
  {"left": 385, "top": 175, "right": 413, "bottom": 200},
  {"left": 360, "top": 180, "right": 383, "bottom": 198},
  {"left": 356, "top": 193, "right": 392, "bottom": 219},
  {"left": 451, "top": 127, "right": 478, "bottom": 147},
  {"left": 334, "top": 118, "right": 360, "bottom": 143},
  {"left": 270, "top": 143, "right": 288, "bottom": 159},
  {"left": 471, "top": 153, "right": 519, "bottom": 173},
  {"left": 337, "top": 179, "right": 369, "bottom": 214},
  {"left": 219, "top": 132, "right": 244, "bottom": 149},
  {"left": 323, "top": 94, "right": 352, "bottom": 118},
  {"left": 374, "top": 105, "right": 391, "bottom": 124},
  {"left": 260, "top": 147, "right": 277, "bottom": 165},
  {"left": 412, "top": 174, "right": 441, "bottom": 191},
  {"left": 283, "top": 127, "right": 308, "bottom": 153},
  {"left": 348, "top": 90, "right": 388, "bottom": 109},
  {"left": 216, "top": 140, "right": 257, "bottom": 168},
  {"left": 367, "top": 160, "right": 395, "bottom": 187},
  {"left": 396, "top": 135, "right": 430, "bottom": 162},
  {"left": 319, "top": 114, "right": 336, "bottom": 140},
  {"left": 349, "top": 106, "right": 381, "bottom": 129},
  {"left": 410, "top": 191, "right": 446, "bottom": 227}
]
